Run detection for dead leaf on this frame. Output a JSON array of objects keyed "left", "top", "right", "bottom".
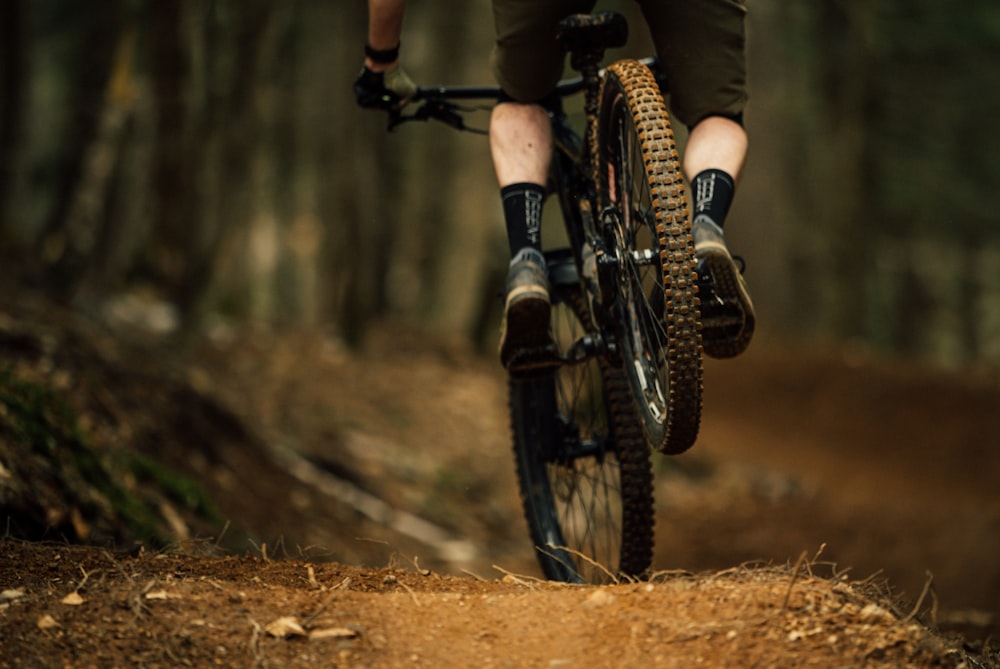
[
  {"left": 1, "top": 589, "right": 25, "bottom": 601},
  {"left": 309, "top": 627, "right": 360, "bottom": 641},
  {"left": 61, "top": 592, "right": 85, "bottom": 606},
  {"left": 265, "top": 616, "right": 306, "bottom": 638},
  {"left": 70, "top": 508, "right": 90, "bottom": 541},
  {"left": 37, "top": 614, "right": 59, "bottom": 630}
]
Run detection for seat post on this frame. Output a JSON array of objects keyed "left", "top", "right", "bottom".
[{"left": 555, "top": 12, "right": 629, "bottom": 129}]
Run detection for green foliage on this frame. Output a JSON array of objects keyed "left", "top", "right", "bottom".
[
  {"left": 0, "top": 367, "right": 79, "bottom": 455},
  {"left": 779, "top": 0, "right": 1000, "bottom": 238},
  {"left": 126, "top": 451, "right": 221, "bottom": 523},
  {"left": 0, "top": 367, "right": 217, "bottom": 545},
  {"left": 768, "top": 0, "right": 1000, "bottom": 362},
  {"left": 868, "top": 1, "right": 1000, "bottom": 235}
]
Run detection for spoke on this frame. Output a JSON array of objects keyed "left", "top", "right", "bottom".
[{"left": 609, "top": 106, "right": 674, "bottom": 428}]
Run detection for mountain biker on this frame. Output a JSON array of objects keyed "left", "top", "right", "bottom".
[{"left": 354, "top": 0, "right": 756, "bottom": 372}]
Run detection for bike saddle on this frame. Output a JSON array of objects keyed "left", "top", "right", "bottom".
[{"left": 556, "top": 12, "right": 629, "bottom": 68}]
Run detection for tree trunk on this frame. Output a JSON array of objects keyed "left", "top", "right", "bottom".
[{"left": 0, "top": 0, "right": 27, "bottom": 238}]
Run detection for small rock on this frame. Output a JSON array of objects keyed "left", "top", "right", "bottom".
[
  {"left": 265, "top": 616, "right": 307, "bottom": 638},
  {"left": 859, "top": 603, "right": 891, "bottom": 622},
  {"left": 584, "top": 589, "right": 614, "bottom": 608}
]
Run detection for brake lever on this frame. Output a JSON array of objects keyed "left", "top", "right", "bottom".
[
  {"left": 387, "top": 108, "right": 407, "bottom": 131},
  {"left": 386, "top": 99, "right": 488, "bottom": 135},
  {"left": 417, "top": 99, "right": 466, "bottom": 130}
]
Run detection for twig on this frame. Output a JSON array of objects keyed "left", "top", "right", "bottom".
[
  {"left": 807, "top": 543, "right": 827, "bottom": 578},
  {"left": 782, "top": 550, "right": 809, "bottom": 611},
  {"left": 75, "top": 566, "right": 94, "bottom": 593},
  {"left": 460, "top": 569, "right": 489, "bottom": 582},
  {"left": 248, "top": 620, "right": 264, "bottom": 666},
  {"left": 411, "top": 555, "right": 429, "bottom": 575},
  {"left": 646, "top": 568, "right": 695, "bottom": 584},
  {"left": 398, "top": 580, "right": 421, "bottom": 607},
  {"left": 854, "top": 569, "right": 885, "bottom": 587},
  {"left": 543, "top": 544, "right": 619, "bottom": 584},
  {"left": 302, "top": 577, "right": 352, "bottom": 625},
  {"left": 271, "top": 536, "right": 288, "bottom": 559},
  {"left": 491, "top": 565, "right": 545, "bottom": 588},
  {"left": 903, "top": 571, "right": 935, "bottom": 623},
  {"left": 214, "top": 520, "right": 230, "bottom": 551},
  {"left": 202, "top": 578, "right": 227, "bottom": 592}
]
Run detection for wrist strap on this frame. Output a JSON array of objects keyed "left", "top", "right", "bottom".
[{"left": 365, "top": 43, "right": 400, "bottom": 64}]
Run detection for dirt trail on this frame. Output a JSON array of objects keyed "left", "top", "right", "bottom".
[
  {"left": 668, "top": 348, "right": 1000, "bottom": 624},
  {"left": 1, "top": 297, "right": 998, "bottom": 666}
]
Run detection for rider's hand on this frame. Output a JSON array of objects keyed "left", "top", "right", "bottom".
[{"left": 353, "top": 65, "right": 417, "bottom": 111}]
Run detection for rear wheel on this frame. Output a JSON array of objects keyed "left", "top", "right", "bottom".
[
  {"left": 595, "top": 60, "right": 703, "bottom": 455},
  {"left": 509, "top": 254, "right": 654, "bottom": 583}
]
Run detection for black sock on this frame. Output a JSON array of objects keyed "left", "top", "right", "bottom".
[
  {"left": 501, "top": 182, "right": 546, "bottom": 257},
  {"left": 691, "top": 169, "right": 735, "bottom": 228}
]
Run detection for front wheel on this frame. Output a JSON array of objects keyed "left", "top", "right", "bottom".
[
  {"left": 595, "top": 59, "right": 703, "bottom": 455},
  {"left": 509, "top": 269, "right": 654, "bottom": 583}
]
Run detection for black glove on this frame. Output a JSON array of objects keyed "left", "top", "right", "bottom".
[{"left": 353, "top": 65, "right": 417, "bottom": 110}]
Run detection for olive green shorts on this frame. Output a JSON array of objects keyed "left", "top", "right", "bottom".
[{"left": 491, "top": 0, "right": 747, "bottom": 127}]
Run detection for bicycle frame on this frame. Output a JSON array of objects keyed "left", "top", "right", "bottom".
[
  {"left": 547, "top": 98, "right": 620, "bottom": 362},
  {"left": 388, "top": 58, "right": 663, "bottom": 367}
]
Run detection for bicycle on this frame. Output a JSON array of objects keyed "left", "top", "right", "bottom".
[{"left": 382, "top": 12, "right": 703, "bottom": 583}]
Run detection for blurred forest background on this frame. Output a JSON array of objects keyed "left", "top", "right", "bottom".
[{"left": 1, "top": 0, "right": 999, "bottom": 367}]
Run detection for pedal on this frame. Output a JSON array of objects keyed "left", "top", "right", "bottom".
[
  {"left": 696, "top": 251, "right": 753, "bottom": 356},
  {"left": 701, "top": 308, "right": 743, "bottom": 332}
]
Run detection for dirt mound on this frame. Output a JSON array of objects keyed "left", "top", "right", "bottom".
[{"left": 0, "top": 540, "right": 990, "bottom": 668}]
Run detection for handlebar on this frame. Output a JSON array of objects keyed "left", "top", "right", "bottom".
[
  {"left": 388, "top": 94, "right": 494, "bottom": 134},
  {"left": 386, "top": 57, "right": 662, "bottom": 134}
]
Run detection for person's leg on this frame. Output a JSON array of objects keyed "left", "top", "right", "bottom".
[
  {"left": 686, "top": 116, "right": 755, "bottom": 359},
  {"left": 489, "top": 102, "right": 551, "bottom": 189},
  {"left": 686, "top": 114, "right": 746, "bottom": 236},
  {"left": 489, "top": 0, "right": 594, "bottom": 374},
  {"left": 489, "top": 0, "right": 590, "bottom": 255},
  {"left": 490, "top": 101, "right": 551, "bottom": 255},
  {"left": 684, "top": 115, "right": 748, "bottom": 184},
  {"left": 640, "top": 0, "right": 755, "bottom": 357},
  {"left": 640, "top": 0, "right": 748, "bottom": 227},
  {"left": 490, "top": 101, "right": 555, "bottom": 373}
]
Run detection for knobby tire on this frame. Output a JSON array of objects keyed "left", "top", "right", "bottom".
[
  {"left": 509, "top": 278, "right": 654, "bottom": 583},
  {"left": 595, "top": 60, "right": 703, "bottom": 455}
]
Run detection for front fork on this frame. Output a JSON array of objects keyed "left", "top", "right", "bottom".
[
  {"left": 555, "top": 199, "right": 623, "bottom": 367},
  {"left": 578, "top": 200, "right": 662, "bottom": 368}
]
